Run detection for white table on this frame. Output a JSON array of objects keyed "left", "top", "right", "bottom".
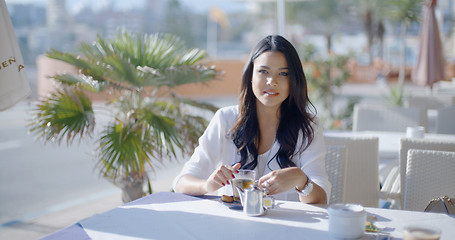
[{"left": 42, "top": 192, "right": 455, "bottom": 240}]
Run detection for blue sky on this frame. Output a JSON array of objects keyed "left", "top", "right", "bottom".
[{"left": 5, "top": 0, "right": 247, "bottom": 14}]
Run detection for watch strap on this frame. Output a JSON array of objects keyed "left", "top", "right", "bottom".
[{"left": 295, "top": 178, "right": 314, "bottom": 197}]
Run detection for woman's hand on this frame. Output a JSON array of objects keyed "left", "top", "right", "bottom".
[
  {"left": 204, "top": 163, "right": 241, "bottom": 193},
  {"left": 257, "top": 167, "right": 327, "bottom": 204},
  {"left": 257, "top": 167, "right": 307, "bottom": 195}
]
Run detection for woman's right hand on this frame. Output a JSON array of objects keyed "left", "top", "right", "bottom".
[{"left": 204, "top": 163, "right": 241, "bottom": 193}]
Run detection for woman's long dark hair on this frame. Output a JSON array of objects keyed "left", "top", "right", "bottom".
[{"left": 230, "top": 35, "right": 316, "bottom": 170}]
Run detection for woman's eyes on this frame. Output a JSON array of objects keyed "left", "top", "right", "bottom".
[{"left": 258, "top": 69, "right": 289, "bottom": 76}]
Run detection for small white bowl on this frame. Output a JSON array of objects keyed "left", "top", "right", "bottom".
[{"left": 328, "top": 204, "right": 366, "bottom": 239}]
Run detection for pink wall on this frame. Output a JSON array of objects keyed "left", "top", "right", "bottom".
[{"left": 36, "top": 55, "right": 244, "bottom": 101}]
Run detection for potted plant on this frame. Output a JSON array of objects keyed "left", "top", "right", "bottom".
[
  {"left": 303, "top": 45, "right": 352, "bottom": 130},
  {"left": 28, "top": 31, "right": 221, "bottom": 202}
]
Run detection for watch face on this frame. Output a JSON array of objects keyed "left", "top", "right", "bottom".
[
  {"left": 304, "top": 181, "right": 314, "bottom": 195},
  {"left": 296, "top": 179, "right": 313, "bottom": 196}
]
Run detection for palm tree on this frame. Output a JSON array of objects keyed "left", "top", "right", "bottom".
[
  {"left": 353, "top": 0, "right": 386, "bottom": 63},
  {"left": 28, "top": 31, "right": 221, "bottom": 202},
  {"left": 305, "top": 51, "right": 351, "bottom": 129},
  {"left": 384, "top": 0, "right": 424, "bottom": 89},
  {"left": 287, "top": 0, "right": 346, "bottom": 53}
]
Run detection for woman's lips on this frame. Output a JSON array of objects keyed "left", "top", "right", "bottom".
[{"left": 264, "top": 90, "right": 278, "bottom": 96}]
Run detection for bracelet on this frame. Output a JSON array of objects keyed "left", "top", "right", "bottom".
[{"left": 295, "top": 177, "right": 314, "bottom": 197}]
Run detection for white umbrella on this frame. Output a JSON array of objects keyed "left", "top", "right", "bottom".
[
  {"left": 411, "top": 0, "right": 445, "bottom": 90},
  {"left": 0, "top": 0, "right": 31, "bottom": 111}
]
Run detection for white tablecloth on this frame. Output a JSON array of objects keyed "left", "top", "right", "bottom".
[{"left": 79, "top": 194, "right": 455, "bottom": 240}]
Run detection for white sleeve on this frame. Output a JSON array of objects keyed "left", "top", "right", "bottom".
[
  {"left": 298, "top": 121, "right": 331, "bottom": 202},
  {"left": 172, "top": 108, "right": 227, "bottom": 190}
]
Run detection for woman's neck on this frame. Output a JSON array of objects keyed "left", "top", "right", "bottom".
[{"left": 256, "top": 105, "right": 280, "bottom": 154}]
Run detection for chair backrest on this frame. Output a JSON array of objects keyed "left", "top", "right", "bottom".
[
  {"left": 324, "top": 136, "right": 379, "bottom": 207},
  {"left": 352, "top": 104, "right": 427, "bottom": 132},
  {"left": 378, "top": 164, "right": 400, "bottom": 201},
  {"left": 405, "top": 95, "right": 455, "bottom": 111},
  {"left": 404, "top": 149, "right": 455, "bottom": 211},
  {"left": 399, "top": 138, "right": 455, "bottom": 208},
  {"left": 325, "top": 145, "right": 347, "bottom": 204},
  {"left": 435, "top": 106, "right": 455, "bottom": 134}
]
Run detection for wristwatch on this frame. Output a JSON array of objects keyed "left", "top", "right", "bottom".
[{"left": 295, "top": 178, "right": 314, "bottom": 197}]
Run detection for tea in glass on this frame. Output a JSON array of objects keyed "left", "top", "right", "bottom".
[{"left": 231, "top": 170, "right": 255, "bottom": 201}]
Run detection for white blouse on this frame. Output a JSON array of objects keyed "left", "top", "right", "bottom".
[{"left": 173, "top": 105, "right": 331, "bottom": 201}]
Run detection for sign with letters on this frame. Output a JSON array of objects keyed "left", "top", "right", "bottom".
[{"left": 0, "top": 0, "right": 31, "bottom": 111}]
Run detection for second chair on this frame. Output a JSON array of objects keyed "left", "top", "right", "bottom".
[
  {"left": 325, "top": 145, "right": 347, "bottom": 205},
  {"left": 352, "top": 104, "right": 427, "bottom": 133},
  {"left": 404, "top": 149, "right": 455, "bottom": 212},
  {"left": 398, "top": 138, "right": 455, "bottom": 208},
  {"left": 324, "top": 136, "right": 379, "bottom": 207}
]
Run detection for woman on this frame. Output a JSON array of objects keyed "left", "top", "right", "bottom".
[{"left": 173, "top": 35, "right": 330, "bottom": 204}]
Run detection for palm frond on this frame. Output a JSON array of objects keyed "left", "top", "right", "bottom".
[
  {"left": 140, "top": 101, "right": 184, "bottom": 158},
  {"left": 47, "top": 49, "right": 109, "bottom": 84},
  {"left": 29, "top": 87, "right": 94, "bottom": 145},
  {"left": 104, "top": 54, "right": 141, "bottom": 86},
  {"left": 171, "top": 93, "right": 219, "bottom": 113},
  {"left": 177, "top": 48, "right": 208, "bottom": 65},
  {"left": 138, "top": 64, "right": 219, "bottom": 87},
  {"left": 97, "top": 119, "right": 156, "bottom": 179},
  {"left": 63, "top": 31, "right": 219, "bottom": 91},
  {"left": 178, "top": 115, "right": 210, "bottom": 151},
  {"left": 51, "top": 74, "right": 106, "bottom": 92}
]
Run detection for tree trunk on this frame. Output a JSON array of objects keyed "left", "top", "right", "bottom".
[
  {"left": 377, "top": 21, "right": 385, "bottom": 58},
  {"left": 326, "top": 33, "right": 332, "bottom": 53},
  {"left": 398, "top": 21, "right": 407, "bottom": 89},
  {"left": 363, "top": 10, "right": 374, "bottom": 64},
  {"left": 118, "top": 176, "right": 144, "bottom": 203}
]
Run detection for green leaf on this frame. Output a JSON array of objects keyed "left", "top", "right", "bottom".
[
  {"left": 51, "top": 74, "right": 106, "bottom": 92},
  {"left": 28, "top": 87, "right": 94, "bottom": 145}
]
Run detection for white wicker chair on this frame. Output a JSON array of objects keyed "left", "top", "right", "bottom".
[
  {"left": 352, "top": 104, "right": 427, "bottom": 133},
  {"left": 397, "top": 138, "right": 455, "bottom": 208},
  {"left": 435, "top": 106, "right": 455, "bottom": 134},
  {"left": 325, "top": 145, "right": 347, "bottom": 204},
  {"left": 405, "top": 95, "right": 455, "bottom": 110},
  {"left": 405, "top": 95, "right": 455, "bottom": 133},
  {"left": 404, "top": 149, "right": 455, "bottom": 212},
  {"left": 324, "top": 136, "right": 379, "bottom": 207},
  {"left": 378, "top": 165, "right": 400, "bottom": 202}
]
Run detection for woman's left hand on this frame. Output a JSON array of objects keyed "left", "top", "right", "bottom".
[{"left": 257, "top": 167, "right": 307, "bottom": 195}]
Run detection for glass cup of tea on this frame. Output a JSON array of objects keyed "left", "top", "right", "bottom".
[
  {"left": 403, "top": 225, "right": 441, "bottom": 240},
  {"left": 231, "top": 169, "right": 255, "bottom": 201}
]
